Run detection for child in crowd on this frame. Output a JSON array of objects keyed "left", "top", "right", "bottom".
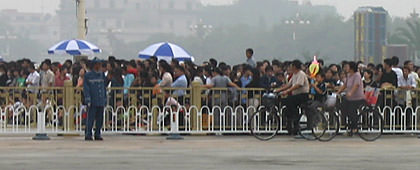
[{"left": 311, "top": 72, "right": 327, "bottom": 102}]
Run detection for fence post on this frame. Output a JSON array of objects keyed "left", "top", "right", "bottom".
[
  {"left": 166, "top": 108, "right": 183, "bottom": 140},
  {"left": 191, "top": 82, "right": 202, "bottom": 130},
  {"left": 32, "top": 109, "right": 49, "bottom": 140},
  {"left": 64, "top": 80, "right": 75, "bottom": 131}
]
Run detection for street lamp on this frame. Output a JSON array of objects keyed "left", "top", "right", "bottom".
[
  {"left": 284, "top": 13, "right": 311, "bottom": 40},
  {"left": 190, "top": 19, "right": 213, "bottom": 59},
  {"left": 190, "top": 19, "right": 213, "bottom": 39}
]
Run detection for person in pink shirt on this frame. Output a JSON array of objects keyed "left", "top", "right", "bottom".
[
  {"left": 77, "top": 68, "right": 86, "bottom": 87},
  {"left": 337, "top": 61, "right": 365, "bottom": 130}
]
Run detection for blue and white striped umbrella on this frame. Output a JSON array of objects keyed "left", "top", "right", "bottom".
[
  {"left": 138, "top": 42, "right": 194, "bottom": 62},
  {"left": 48, "top": 39, "right": 101, "bottom": 56}
]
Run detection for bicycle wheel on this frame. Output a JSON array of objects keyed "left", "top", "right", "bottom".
[
  {"left": 318, "top": 108, "right": 340, "bottom": 142},
  {"left": 298, "top": 103, "right": 328, "bottom": 141},
  {"left": 358, "top": 106, "right": 384, "bottom": 142},
  {"left": 311, "top": 108, "right": 328, "bottom": 140},
  {"left": 297, "top": 112, "right": 315, "bottom": 140},
  {"left": 249, "top": 108, "right": 280, "bottom": 141},
  {"left": 297, "top": 112, "right": 320, "bottom": 140}
]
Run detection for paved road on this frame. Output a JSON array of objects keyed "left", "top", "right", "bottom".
[{"left": 0, "top": 135, "right": 419, "bottom": 170}]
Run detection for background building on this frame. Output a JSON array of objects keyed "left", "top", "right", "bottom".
[
  {"left": 0, "top": 9, "right": 59, "bottom": 62},
  {"left": 57, "top": 0, "right": 202, "bottom": 57},
  {"left": 383, "top": 44, "right": 409, "bottom": 64},
  {"left": 0, "top": 0, "right": 347, "bottom": 63},
  {"left": 354, "top": 6, "right": 388, "bottom": 64}
]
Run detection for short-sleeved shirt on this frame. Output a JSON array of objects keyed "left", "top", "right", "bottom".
[
  {"left": 40, "top": 70, "right": 55, "bottom": 87},
  {"left": 345, "top": 72, "right": 365, "bottom": 101},
  {"left": 392, "top": 67, "right": 403, "bottom": 82},
  {"left": 17, "top": 77, "right": 26, "bottom": 87},
  {"left": 398, "top": 75, "right": 417, "bottom": 88},
  {"left": 172, "top": 74, "right": 188, "bottom": 96},
  {"left": 380, "top": 70, "right": 398, "bottom": 87},
  {"left": 159, "top": 72, "right": 173, "bottom": 87},
  {"left": 211, "top": 75, "right": 231, "bottom": 88},
  {"left": 26, "top": 71, "right": 40, "bottom": 93},
  {"left": 211, "top": 75, "right": 232, "bottom": 95},
  {"left": 55, "top": 75, "right": 70, "bottom": 87},
  {"left": 247, "top": 58, "right": 256, "bottom": 68},
  {"left": 288, "top": 70, "right": 309, "bottom": 95},
  {"left": 363, "top": 80, "right": 377, "bottom": 88},
  {"left": 313, "top": 82, "right": 326, "bottom": 102}
]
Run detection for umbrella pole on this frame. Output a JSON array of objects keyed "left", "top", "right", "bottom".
[{"left": 74, "top": 56, "right": 88, "bottom": 62}]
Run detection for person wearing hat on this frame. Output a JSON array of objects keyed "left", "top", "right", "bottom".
[{"left": 83, "top": 58, "right": 109, "bottom": 141}]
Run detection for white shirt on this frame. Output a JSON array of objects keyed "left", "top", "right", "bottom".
[
  {"left": 392, "top": 67, "right": 403, "bottom": 83},
  {"left": 26, "top": 71, "right": 40, "bottom": 93},
  {"left": 409, "top": 72, "right": 419, "bottom": 80},
  {"left": 66, "top": 73, "right": 72, "bottom": 80},
  {"left": 159, "top": 72, "right": 173, "bottom": 87},
  {"left": 205, "top": 76, "right": 212, "bottom": 94},
  {"left": 205, "top": 76, "right": 212, "bottom": 85},
  {"left": 398, "top": 75, "right": 417, "bottom": 88}
]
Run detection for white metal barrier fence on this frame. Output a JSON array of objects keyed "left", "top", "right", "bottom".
[{"left": 0, "top": 104, "right": 420, "bottom": 134}]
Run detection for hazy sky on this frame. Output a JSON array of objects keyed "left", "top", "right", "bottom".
[{"left": 0, "top": 0, "right": 418, "bottom": 18}]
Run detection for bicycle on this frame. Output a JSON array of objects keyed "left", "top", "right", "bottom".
[
  {"left": 249, "top": 92, "right": 328, "bottom": 141},
  {"left": 317, "top": 92, "right": 384, "bottom": 142}
]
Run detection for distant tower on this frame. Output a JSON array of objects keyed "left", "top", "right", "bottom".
[
  {"left": 354, "top": 7, "right": 388, "bottom": 64},
  {"left": 410, "top": 8, "right": 419, "bottom": 19}
]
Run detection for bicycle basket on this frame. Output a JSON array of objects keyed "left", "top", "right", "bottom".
[
  {"left": 325, "top": 93, "right": 337, "bottom": 108},
  {"left": 262, "top": 93, "right": 277, "bottom": 107}
]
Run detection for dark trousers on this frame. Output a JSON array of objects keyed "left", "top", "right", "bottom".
[
  {"left": 85, "top": 106, "right": 104, "bottom": 138},
  {"left": 342, "top": 98, "right": 366, "bottom": 129},
  {"left": 282, "top": 93, "right": 309, "bottom": 135}
]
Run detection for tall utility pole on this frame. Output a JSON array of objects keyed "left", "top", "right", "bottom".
[
  {"left": 75, "top": 0, "right": 88, "bottom": 62},
  {"left": 65, "top": 0, "right": 88, "bottom": 132},
  {"left": 77, "top": 0, "right": 87, "bottom": 40}
]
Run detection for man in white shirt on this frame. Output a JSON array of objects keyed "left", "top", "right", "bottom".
[
  {"left": 404, "top": 60, "right": 419, "bottom": 81},
  {"left": 26, "top": 64, "right": 40, "bottom": 94},
  {"left": 398, "top": 67, "right": 417, "bottom": 89},
  {"left": 391, "top": 56, "right": 403, "bottom": 82},
  {"left": 396, "top": 67, "right": 417, "bottom": 106},
  {"left": 40, "top": 62, "right": 55, "bottom": 88},
  {"left": 275, "top": 60, "right": 309, "bottom": 135}
]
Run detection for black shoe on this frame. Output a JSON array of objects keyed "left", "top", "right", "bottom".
[
  {"left": 94, "top": 136, "right": 103, "bottom": 141},
  {"left": 85, "top": 137, "right": 93, "bottom": 141}
]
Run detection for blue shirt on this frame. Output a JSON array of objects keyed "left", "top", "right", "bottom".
[
  {"left": 83, "top": 70, "right": 108, "bottom": 107},
  {"left": 171, "top": 75, "right": 188, "bottom": 96},
  {"left": 123, "top": 73, "right": 135, "bottom": 94},
  {"left": 240, "top": 76, "right": 252, "bottom": 88}
]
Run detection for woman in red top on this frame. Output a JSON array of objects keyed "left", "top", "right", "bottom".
[{"left": 55, "top": 67, "right": 70, "bottom": 87}]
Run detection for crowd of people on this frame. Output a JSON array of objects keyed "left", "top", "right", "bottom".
[
  {"left": 1, "top": 48, "right": 419, "bottom": 135},
  {"left": 0, "top": 49, "right": 418, "bottom": 106}
]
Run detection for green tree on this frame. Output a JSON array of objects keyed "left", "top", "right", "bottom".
[{"left": 394, "top": 20, "right": 420, "bottom": 60}]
